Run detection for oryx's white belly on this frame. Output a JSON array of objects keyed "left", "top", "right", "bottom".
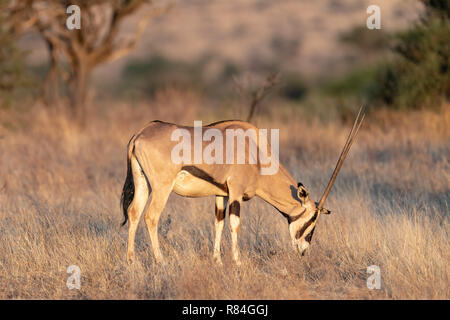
[{"left": 173, "top": 170, "right": 228, "bottom": 197}]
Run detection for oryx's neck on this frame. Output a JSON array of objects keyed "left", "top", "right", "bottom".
[{"left": 256, "top": 164, "right": 299, "bottom": 214}]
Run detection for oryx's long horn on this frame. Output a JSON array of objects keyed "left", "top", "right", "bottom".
[{"left": 317, "top": 106, "right": 365, "bottom": 210}]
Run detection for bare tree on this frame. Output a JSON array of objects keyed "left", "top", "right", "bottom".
[
  {"left": 2, "top": 0, "right": 37, "bottom": 36},
  {"left": 234, "top": 72, "right": 280, "bottom": 123},
  {"left": 4, "top": 0, "right": 170, "bottom": 116}
]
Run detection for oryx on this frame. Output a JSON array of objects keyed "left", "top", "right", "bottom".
[{"left": 121, "top": 107, "right": 365, "bottom": 265}]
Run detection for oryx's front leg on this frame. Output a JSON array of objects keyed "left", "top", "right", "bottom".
[
  {"left": 229, "top": 198, "right": 242, "bottom": 265},
  {"left": 227, "top": 180, "right": 244, "bottom": 266},
  {"left": 214, "top": 195, "right": 228, "bottom": 265}
]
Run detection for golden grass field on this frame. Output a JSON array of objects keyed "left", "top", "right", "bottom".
[{"left": 0, "top": 91, "right": 448, "bottom": 299}]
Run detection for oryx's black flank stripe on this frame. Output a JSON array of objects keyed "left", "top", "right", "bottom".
[
  {"left": 181, "top": 166, "right": 228, "bottom": 192},
  {"left": 229, "top": 201, "right": 240, "bottom": 216},
  {"left": 295, "top": 212, "right": 318, "bottom": 239},
  {"left": 206, "top": 119, "right": 242, "bottom": 127}
]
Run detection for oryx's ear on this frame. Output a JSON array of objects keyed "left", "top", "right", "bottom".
[
  {"left": 319, "top": 208, "right": 331, "bottom": 215},
  {"left": 297, "top": 182, "right": 309, "bottom": 202}
]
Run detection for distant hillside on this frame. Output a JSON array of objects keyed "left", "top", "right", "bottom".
[{"left": 20, "top": 0, "right": 423, "bottom": 83}]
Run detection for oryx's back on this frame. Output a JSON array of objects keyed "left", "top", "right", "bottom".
[{"left": 130, "top": 120, "right": 266, "bottom": 199}]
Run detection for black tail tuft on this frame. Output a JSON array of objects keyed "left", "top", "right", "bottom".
[{"left": 120, "top": 145, "right": 135, "bottom": 226}]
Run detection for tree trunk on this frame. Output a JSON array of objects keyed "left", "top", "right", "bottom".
[
  {"left": 69, "top": 61, "right": 90, "bottom": 125},
  {"left": 42, "top": 40, "right": 59, "bottom": 106}
]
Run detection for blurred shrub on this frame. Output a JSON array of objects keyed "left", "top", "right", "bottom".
[
  {"left": 0, "top": 13, "right": 33, "bottom": 108},
  {"left": 340, "top": 25, "right": 391, "bottom": 55},
  {"left": 421, "top": 0, "right": 449, "bottom": 19},
  {"left": 321, "top": 65, "right": 379, "bottom": 100},
  {"left": 119, "top": 54, "right": 249, "bottom": 102},
  {"left": 280, "top": 73, "right": 308, "bottom": 101},
  {"left": 373, "top": 1, "right": 450, "bottom": 109},
  {"left": 329, "top": 1, "right": 449, "bottom": 110},
  {"left": 122, "top": 55, "right": 205, "bottom": 95}
]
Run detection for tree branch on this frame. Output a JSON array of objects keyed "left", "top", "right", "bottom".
[{"left": 246, "top": 73, "right": 280, "bottom": 122}]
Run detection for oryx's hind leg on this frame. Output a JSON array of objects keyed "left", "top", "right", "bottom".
[
  {"left": 214, "top": 195, "right": 228, "bottom": 265},
  {"left": 127, "top": 156, "right": 150, "bottom": 264},
  {"left": 143, "top": 183, "right": 173, "bottom": 264}
]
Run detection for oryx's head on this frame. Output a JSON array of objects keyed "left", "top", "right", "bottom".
[
  {"left": 288, "top": 183, "right": 330, "bottom": 256},
  {"left": 288, "top": 106, "right": 365, "bottom": 256}
]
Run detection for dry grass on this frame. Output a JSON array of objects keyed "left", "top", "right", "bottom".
[{"left": 0, "top": 93, "right": 448, "bottom": 299}]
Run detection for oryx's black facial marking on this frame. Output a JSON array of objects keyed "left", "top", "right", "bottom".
[
  {"left": 181, "top": 166, "right": 228, "bottom": 192},
  {"left": 288, "top": 212, "right": 304, "bottom": 223},
  {"left": 295, "top": 212, "right": 318, "bottom": 239},
  {"left": 305, "top": 226, "right": 316, "bottom": 243},
  {"left": 229, "top": 201, "right": 240, "bottom": 217}
]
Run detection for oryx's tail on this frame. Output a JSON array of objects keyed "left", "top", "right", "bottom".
[{"left": 120, "top": 135, "right": 136, "bottom": 226}]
